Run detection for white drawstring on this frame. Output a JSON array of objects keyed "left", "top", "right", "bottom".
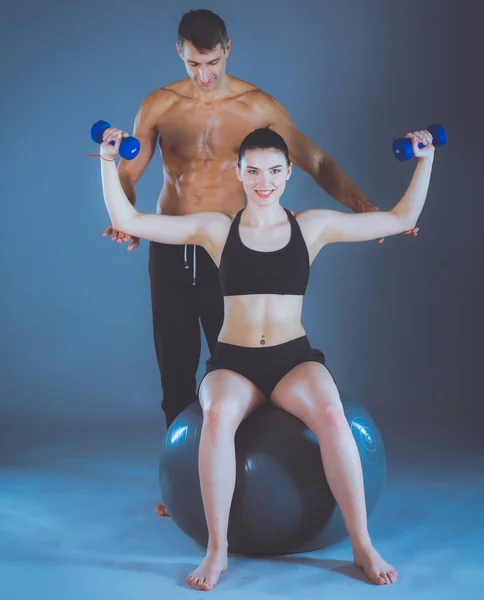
[
  {"left": 183, "top": 244, "right": 197, "bottom": 286},
  {"left": 184, "top": 244, "right": 189, "bottom": 269},
  {"left": 192, "top": 245, "right": 197, "bottom": 286}
]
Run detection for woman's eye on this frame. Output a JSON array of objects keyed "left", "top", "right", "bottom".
[{"left": 271, "top": 169, "right": 281, "bottom": 174}]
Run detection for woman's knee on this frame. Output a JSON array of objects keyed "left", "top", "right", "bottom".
[
  {"left": 199, "top": 370, "right": 263, "bottom": 430},
  {"left": 293, "top": 383, "right": 346, "bottom": 431},
  {"left": 311, "top": 400, "right": 348, "bottom": 436},
  {"left": 201, "top": 397, "right": 241, "bottom": 431}
]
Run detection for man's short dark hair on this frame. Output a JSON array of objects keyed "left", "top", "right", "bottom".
[
  {"left": 239, "top": 128, "right": 291, "bottom": 167},
  {"left": 178, "top": 10, "right": 228, "bottom": 52}
]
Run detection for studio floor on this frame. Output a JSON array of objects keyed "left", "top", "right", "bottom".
[{"left": 1, "top": 419, "right": 483, "bottom": 600}]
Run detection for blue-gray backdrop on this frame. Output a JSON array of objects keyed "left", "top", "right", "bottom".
[{"left": 1, "top": 0, "right": 483, "bottom": 459}]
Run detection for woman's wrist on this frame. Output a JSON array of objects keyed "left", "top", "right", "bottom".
[
  {"left": 100, "top": 153, "right": 116, "bottom": 162},
  {"left": 417, "top": 153, "right": 434, "bottom": 166}
]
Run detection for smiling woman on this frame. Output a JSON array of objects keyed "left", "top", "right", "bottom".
[
  {"left": 98, "top": 121, "right": 435, "bottom": 591},
  {"left": 236, "top": 127, "right": 292, "bottom": 206},
  {"left": 108, "top": 7, "right": 392, "bottom": 486}
]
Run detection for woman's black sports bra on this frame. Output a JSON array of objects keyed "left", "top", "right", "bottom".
[{"left": 218, "top": 208, "right": 310, "bottom": 297}]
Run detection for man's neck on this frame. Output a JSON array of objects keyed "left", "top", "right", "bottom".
[{"left": 190, "top": 74, "right": 233, "bottom": 105}]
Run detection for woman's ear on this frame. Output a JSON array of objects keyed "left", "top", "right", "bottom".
[{"left": 286, "top": 162, "right": 293, "bottom": 180}]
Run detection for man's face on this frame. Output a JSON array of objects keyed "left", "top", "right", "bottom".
[{"left": 177, "top": 41, "right": 230, "bottom": 90}]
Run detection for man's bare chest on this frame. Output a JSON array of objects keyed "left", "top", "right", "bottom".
[{"left": 157, "top": 103, "right": 270, "bottom": 160}]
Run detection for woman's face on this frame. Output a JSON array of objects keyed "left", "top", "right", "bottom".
[{"left": 237, "top": 148, "right": 292, "bottom": 207}]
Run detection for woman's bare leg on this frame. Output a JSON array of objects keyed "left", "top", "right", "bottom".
[
  {"left": 187, "top": 370, "right": 264, "bottom": 591},
  {"left": 271, "top": 363, "right": 398, "bottom": 585}
]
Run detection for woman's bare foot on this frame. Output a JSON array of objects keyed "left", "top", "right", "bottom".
[
  {"left": 186, "top": 549, "right": 228, "bottom": 591},
  {"left": 353, "top": 546, "right": 398, "bottom": 585},
  {"left": 155, "top": 503, "right": 170, "bottom": 517}
]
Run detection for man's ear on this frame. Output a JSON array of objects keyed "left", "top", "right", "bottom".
[
  {"left": 176, "top": 42, "right": 184, "bottom": 59},
  {"left": 224, "top": 38, "right": 231, "bottom": 58}
]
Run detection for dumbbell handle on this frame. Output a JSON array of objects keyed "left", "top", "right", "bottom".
[
  {"left": 393, "top": 123, "right": 446, "bottom": 162},
  {"left": 90, "top": 120, "right": 140, "bottom": 160}
]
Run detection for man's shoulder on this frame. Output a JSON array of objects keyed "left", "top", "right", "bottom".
[
  {"left": 229, "top": 77, "right": 268, "bottom": 98},
  {"left": 228, "top": 77, "right": 279, "bottom": 110},
  {"left": 162, "top": 78, "right": 194, "bottom": 97},
  {"left": 139, "top": 80, "right": 190, "bottom": 112}
]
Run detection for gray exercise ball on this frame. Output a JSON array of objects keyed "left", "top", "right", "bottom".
[{"left": 159, "top": 393, "right": 386, "bottom": 556}]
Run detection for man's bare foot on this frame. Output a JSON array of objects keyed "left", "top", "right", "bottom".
[
  {"left": 155, "top": 503, "right": 170, "bottom": 517},
  {"left": 353, "top": 546, "right": 398, "bottom": 585},
  {"left": 186, "top": 549, "right": 228, "bottom": 591}
]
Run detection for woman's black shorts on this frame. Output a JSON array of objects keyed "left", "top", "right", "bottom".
[{"left": 199, "top": 335, "right": 326, "bottom": 399}]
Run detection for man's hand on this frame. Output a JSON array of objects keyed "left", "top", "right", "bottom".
[
  {"left": 377, "top": 225, "right": 419, "bottom": 244},
  {"left": 102, "top": 225, "right": 140, "bottom": 251}
]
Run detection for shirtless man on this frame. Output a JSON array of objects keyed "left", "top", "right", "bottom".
[{"left": 104, "top": 9, "right": 416, "bottom": 516}]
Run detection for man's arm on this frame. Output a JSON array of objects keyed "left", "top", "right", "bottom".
[
  {"left": 103, "top": 91, "right": 162, "bottom": 248},
  {"left": 100, "top": 131, "right": 230, "bottom": 250},
  {"left": 266, "top": 95, "right": 377, "bottom": 214},
  {"left": 298, "top": 133, "right": 433, "bottom": 251},
  {"left": 118, "top": 91, "right": 161, "bottom": 205}
]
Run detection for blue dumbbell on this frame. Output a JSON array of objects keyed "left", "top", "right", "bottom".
[
  {"left": 393, "top": 123, "right": 447, "bottom": 162},
  {"left": 90, "top": 120, "right": 140, "bottom": 160}
]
